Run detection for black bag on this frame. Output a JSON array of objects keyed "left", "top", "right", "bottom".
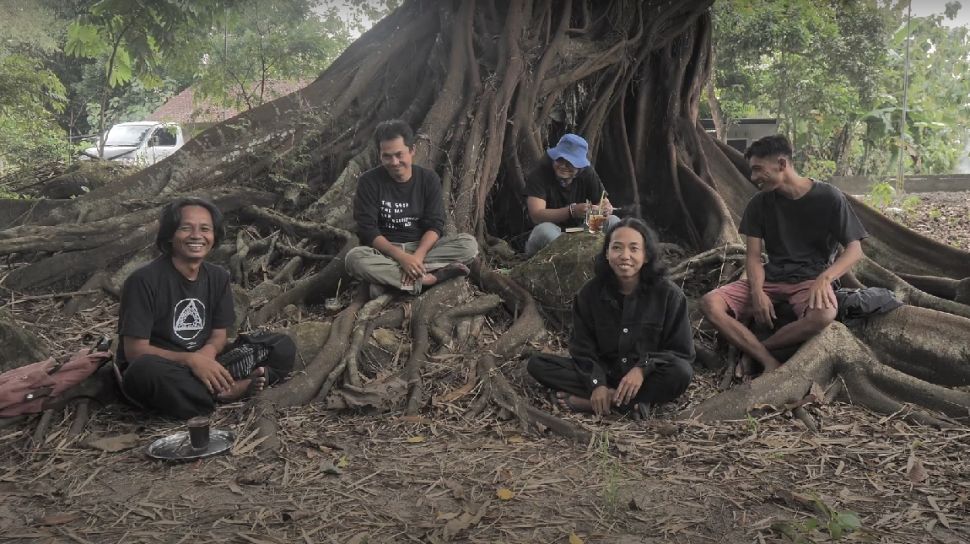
[{"left": 835, "top": 287, "right": 903, "bottom": 327}]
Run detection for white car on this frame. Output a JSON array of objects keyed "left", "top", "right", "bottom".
[{"left": 81, "top": 122, "right": 184, "bottom": 167}]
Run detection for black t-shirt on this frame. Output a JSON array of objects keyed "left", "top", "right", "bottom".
[
  {"left": 353, "top": 164, "right": 446, "bottom": 245},
  {"left": 117, "top": 257, "right": 234, "bottom": 364},
  {"left": 739, "top": 180, "right": 868, "bottom": 283},
  {"left": 523, "top": 156, "right": 605, "bottom": 228}
]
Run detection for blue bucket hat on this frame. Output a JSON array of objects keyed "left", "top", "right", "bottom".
[{"left": 546, "top": 133, "right": 590, "bottom": 169}]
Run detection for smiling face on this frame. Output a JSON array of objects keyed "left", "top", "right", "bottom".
[
  {"left": 170, "top": 205, "right": 214, "bottom": 263},
  {"left": 552, "top": 157, "right": 580, "bottom": 182},
  {"left": 607, "top": 226, "right": 646, "bottom": 282},
  {"left": 379, "top": 136, "right": 415, "bottom": 183},
  {"left": 748, "top": 155, "right": 787, "bottom": 192}
]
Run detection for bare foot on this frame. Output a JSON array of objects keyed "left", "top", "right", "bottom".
[
  {"left": 551, "top": 391, "right": 593, "bottom": 413},
  {"left": 217, "top": 367, "right": 267, "bottom": 402},
  {"left": 759, "top": 357, "right": 782, "bottom": 373},
  {"left": 738, "top": 353, "right": 755, "bottom": 382},
  {"left": 420, "top": 262, "right": 470, "bottom": 286}
]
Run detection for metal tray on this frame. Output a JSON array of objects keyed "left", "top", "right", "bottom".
[{"left": 146, "top": 429, "right": 235, "bottom": 461}]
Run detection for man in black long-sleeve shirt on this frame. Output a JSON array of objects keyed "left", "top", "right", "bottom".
[{"left": 345, "top": 120, "right": 478, "bottom": 295}]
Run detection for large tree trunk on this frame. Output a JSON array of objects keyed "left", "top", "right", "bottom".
[{"left": 1, "top": 0, "right": 968, "bottom": 443}]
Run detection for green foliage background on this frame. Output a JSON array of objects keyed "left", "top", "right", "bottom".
[
  {"left": 711, "top": 0, "right": 970, "bottom": 179},
  {"left": 2, "top": 0, "right": 968, "bottom": 181},
  {"left": 0, "top": 0, "right": 394, "bottom": 176}
]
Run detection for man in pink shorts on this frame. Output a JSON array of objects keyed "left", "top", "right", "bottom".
[{"left": 701, "top": 135, "right": 867, "bottom": 373}]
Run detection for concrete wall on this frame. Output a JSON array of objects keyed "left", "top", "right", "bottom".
[{"left": 828, "top": 175, "right": 970, "bottom": 195}]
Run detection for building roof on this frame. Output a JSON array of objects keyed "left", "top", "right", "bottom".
[{"left": 148, "top": 80, "right": 309, "bottom": 125}]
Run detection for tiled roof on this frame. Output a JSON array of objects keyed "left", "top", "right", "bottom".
[{"left": 148, "top": 80, "right": 310, "bottom": 124}]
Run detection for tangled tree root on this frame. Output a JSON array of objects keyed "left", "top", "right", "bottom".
[
  {"left": 683, "top": 306, "right": 970, "bottom": 428},
  {"left": 249, "top": 258, "right": 597, "bottom": 454}
]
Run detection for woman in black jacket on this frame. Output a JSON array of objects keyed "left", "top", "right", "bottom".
[{"left": 528, "top": 217, "right": 694, "bottom": 416}]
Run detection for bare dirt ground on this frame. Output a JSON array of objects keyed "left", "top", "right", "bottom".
[
  {"left": 879, "top": 191, "right": 970, "bottom": 252},
  {"left": 1, "top": 194, "right": 969, "bottom": 544}
]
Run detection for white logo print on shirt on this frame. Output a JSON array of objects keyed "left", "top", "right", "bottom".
[{"left": 173, "top": 298, "right": 206, "bottom": 341}]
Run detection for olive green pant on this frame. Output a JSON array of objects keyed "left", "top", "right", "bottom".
[{"left": 344, "top": 233, "right": 478, "bottom": 294}]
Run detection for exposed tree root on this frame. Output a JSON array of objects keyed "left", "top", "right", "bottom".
[
  {"left": 67, "top": 399, "right": 91, "bottom": 437},
  {"left": 668, "top": 243, "right": 745, "bottom": 282},
  {"left": 4, "top": 1, "right": 970, "bottom": 452},
  {"left": 30, "top": 409, "right": 54, "bottom": 448},
  {"left": 850, "top": 195, "right": 970, "bottom": 279},
  {"left": 854, "top": 257, "right": 970, "bottom": 319},
  {"left": 856, "top": 307, "right": 970, "bottom": 388},
  {"left": 254, "top": 292, "right": 366, "bottom": 453},
  {"left": 63, "top": 271, "right": 114, "bottom": 316},
  {"left": 684, "top": 310, "right": 970, "bottom": 426},
  {"left": 466, "top": 263, "right": 591, "bottom": 441},
  {"left": 1, "top": 189, "right": 277, "bottom": 291},
  {"left": 403, "top": 281, "right": 468, "bottom": 415},
  {"left": 341, "top": 294, "right": 394, "bottom": 388},
  {"left": 429, "top": 294, "right": 502, "bottom": 350}
]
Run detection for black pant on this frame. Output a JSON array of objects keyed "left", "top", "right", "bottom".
[
  {"left": 527, "top": 353, "right": 692, "bottom": 408},
  {"left": 121, "top": 332, "right": 296, "bottom": 420}
]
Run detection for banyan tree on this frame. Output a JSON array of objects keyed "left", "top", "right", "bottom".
[{"left": 1, "top": 0, "right": 968, "bottom": 446}]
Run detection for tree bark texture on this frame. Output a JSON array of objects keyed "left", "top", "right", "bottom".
[{"left": 1, "top": 1, "right": 968, "bottom": 439}]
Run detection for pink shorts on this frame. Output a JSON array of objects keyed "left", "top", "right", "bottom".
[{"left": 711, "top": 279, "right": 836, "bottom": 321}]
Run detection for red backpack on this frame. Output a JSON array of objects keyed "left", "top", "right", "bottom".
[{"left": 0, "top": 346, "right": 112, "bottom": 417}]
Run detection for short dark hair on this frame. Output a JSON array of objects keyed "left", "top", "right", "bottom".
[
  {"left": 593, "top": 217, "right": 667, "bottom": 287},
  {"left": 155, "top": 197, "right": 225, "bottom": 255},
  {"left": 374, "top": 119, "right": 415, "bottom": 150},
  {"left": 745, "top": 134, "right": 793, "bottom": 161}
]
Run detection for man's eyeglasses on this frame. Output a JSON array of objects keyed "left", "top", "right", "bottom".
[{"left": 554, "top": 158, "right": 581, "bottom": 171}]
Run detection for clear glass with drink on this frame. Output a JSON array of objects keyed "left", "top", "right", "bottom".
[{"left": 585, "top": 204, "right": 607, "bottom": 234}]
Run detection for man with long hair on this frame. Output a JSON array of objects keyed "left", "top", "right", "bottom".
[
  {"left": 117, "top": 198, "right": 295, "bottom": 419},
  {"left": 528, "top": 218, "right": 694, "bottom": 416}
]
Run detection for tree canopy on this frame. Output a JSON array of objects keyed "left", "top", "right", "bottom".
[
  {"left": 0, "top": 0, "right": 391, "bottom": 176},
  {"left": 711, "top": 0, "right": 970, "bottom": 178}
]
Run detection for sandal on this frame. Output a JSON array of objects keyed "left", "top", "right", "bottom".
[{"left": 549, "top": 390, "right": 583, "bottom": 412}]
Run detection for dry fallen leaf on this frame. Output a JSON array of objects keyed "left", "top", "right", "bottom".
[
  {"left": 82, "top": 433, "right": 141, "bottom": 452},
  {"left": 569, "top": 532, "right": 585, "bottom": 544},
  {"left": 406, "top": 435, "right": 426, "bottom": 443},
  {"left": 496, "top": 487, "right": 514, "bottom": 500},
  {"left": 36, "top": 512, "right": 80, "bottom": 526},
  {"left": 442, "top": 503, "right": 488, "bottom": 539},
  {"left": 906, "top": 453, "right": 928, "bottom": 483}
]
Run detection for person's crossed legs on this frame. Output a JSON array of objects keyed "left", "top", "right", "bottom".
[
  {"left": 701, "top": 279, "right": 836, "bottom": 373},
  {"left": 345, "top": 233, "right": 477, "bottom": 295},
  {"left": 527, "top": 353, "right": 692, "bottom": 415}
]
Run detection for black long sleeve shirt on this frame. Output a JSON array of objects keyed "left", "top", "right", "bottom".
[
  {"left": 568, "top": 275, "right": 695, "bottom": 391},
  {"left": 352, "top": 164, "right": 446, "bottom": 246}
]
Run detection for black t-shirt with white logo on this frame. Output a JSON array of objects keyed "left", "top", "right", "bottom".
[
  {"left": 352, "top": 164, "right": 446, "bottom": 246},
  {"left": 117, "top": 257, "right": 234, "bottom": 365}
]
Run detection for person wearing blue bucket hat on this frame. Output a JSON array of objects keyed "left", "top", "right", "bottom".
[{"left": 523, "top": 133, "right": 619, "bottom": 256}]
